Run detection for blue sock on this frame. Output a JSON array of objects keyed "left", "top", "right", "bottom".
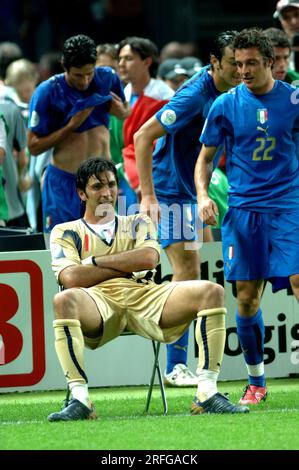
[
  {"left": 166, "top": 329, "right": 189, "bottom": 374},
  {"left": 236, "top": 309, "right": 266, "bottom": 387}
]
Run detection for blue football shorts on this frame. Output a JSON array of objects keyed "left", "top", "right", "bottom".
[
  {"left": 157, "top": 197, "right": 202, "bottom": 249},
  {"left": 221, "top": 207, "right": 299, "bottom": 292},
  {"left": 42, "top": 164, "right": 84, "bottom": 232}
]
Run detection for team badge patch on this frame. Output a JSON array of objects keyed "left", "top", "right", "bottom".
[
  {"left": 30, "top": 110, "right": 40, "bottom": 127},
  {"left": 257, "top": 108, "right": 268, "bottom": 124},
  {"left": 161, "top": 109, "right": 176, "bottom": 126}
]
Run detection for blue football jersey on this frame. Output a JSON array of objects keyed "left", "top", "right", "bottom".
[
  {"left": 200, "top": 80, "right": 299, "bottom": 211},
  {"left": 28, "top": 67, "right": 125, "bottom": 135},
  {"left": 153, "top": 67, "right": 220, "bottom": 201}
]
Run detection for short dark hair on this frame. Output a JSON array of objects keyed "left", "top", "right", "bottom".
[
  {"left": 210, "top": 30, "right": 239, "bottom": 63},
  {"left": 233, "top": 28, "right": 275, "bottom": 62},
  {"left": 264, "top": 27, "right": 291, "bottom": 50},
  {"left": 76, "top": 157, "right": 119, "bottom": 191},
  {"left": 62, "top": 35, "right": 97, "bottom": 71},
  {"left": 118, "top": 36, "right": 159, "bottom": 77}
]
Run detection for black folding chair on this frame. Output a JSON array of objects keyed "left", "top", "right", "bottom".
[
  {"left": 120, "top": 329, "right": 168, "bottom": 414},
  {"left": 63, "top": 330, "right": 168, "bottom": 414}
]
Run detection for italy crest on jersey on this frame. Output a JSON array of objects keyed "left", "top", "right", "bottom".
[{"left": 257, "top": 108, "right": 268, "bottom": 124}]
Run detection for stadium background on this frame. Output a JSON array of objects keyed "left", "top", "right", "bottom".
[
  {"left": 0, "top": 0, "right": 281, "bottom": 64},
  {"left": 1, "top": 1, "right": 299, "bottom": 454}
]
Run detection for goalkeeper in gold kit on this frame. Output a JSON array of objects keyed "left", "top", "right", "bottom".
[{"left": 48, "top": 157, "right": 248, "bottom": 420}]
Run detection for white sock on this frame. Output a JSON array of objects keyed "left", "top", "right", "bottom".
[
  {"left": 246, "top": 361, "right": 264, "bottom": 378},
  {"left": 196, "top": 369, "right": 218, "bottom": 401},
  {"left": 69, "top": 382, "right": 90, "bottom": 408}
]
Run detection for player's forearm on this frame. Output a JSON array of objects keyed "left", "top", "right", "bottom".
[
  {"left": 118, "top": 101, "right": 130, "bottom": 119},
  {"left": 59, "top": 265, "right": 127, "bottom": 289},
  {"left": 94, "top": 247, "right": 159, "bottom": 273},
  {"left": 134, "top": 129, "right": 155, "bottom": 197},
  {"left": 195, "top": 160, "right": 213, "bottom": 198},
  {"left": 134, "top": 117, "right": 166, "bottom": 197},
  {"left": 28, "top": 124, "right": 74, "bottom": 156},
  {"left": 110, "top": 100, "right": 130, "bottom": 120},
  {"left": 195, "top": 145, "right": 216, "bottom": 200}
]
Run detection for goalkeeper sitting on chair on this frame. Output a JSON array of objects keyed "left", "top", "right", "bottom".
[{"left": 48, "top": 157, "right": 249, "bottom": 421}]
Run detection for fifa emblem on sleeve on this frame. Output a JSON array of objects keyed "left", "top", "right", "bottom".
[{"left": 161, "top": 109, "right": 176, "bottom": 126}]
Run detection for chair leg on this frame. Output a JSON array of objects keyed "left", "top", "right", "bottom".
[
  {"left": 64, "top": 385, "right": 71, "bottom": 408},
  {"left": 145, "top": 340, "right": 168, "bottom": 414}
]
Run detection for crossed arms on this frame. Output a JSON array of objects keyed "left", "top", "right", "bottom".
[{"left": 59, "top": 247, "right": 159, "bottom": 289}]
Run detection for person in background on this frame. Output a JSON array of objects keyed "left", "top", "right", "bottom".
[
  {"left": 159, "top": 41, "right": 186, "bottom": 62},
  {"left": 134, "top": 31, "right": 241, "bottom": 387},
  {"left": 264, "top": 27, "right": 299, "bottom": 83},
  {"left": 157, "top": 59, "right": 189, "bottom": 92},
  {"left": 180, "top": 56, "right": 203, "bottom": 77},
  {"left": 4, "top": 58, "right": 38, "bottom": 226},
  {"left": 96, "top": 43, "right": 135, "bottom": 214},
  {"left": 27, "top": 51, "right": 63, "bottom": 231},
  {"left": 0, "top": 94, "right": 29, "bottom": 227},
  {"left": 0, "top": 41, "right": 23, "bottom": 85},
  {"left": 273, "top": 0, "right": 299, "bottom": 70},
  {"left": 5, "top": 59, "right": 39, "bottom": 108},
  {"left": 96, "top": 43, "right": 119, "bottom": 73},
  {"left": 0, "top": 43, "right": 31, "bottom": 228},
  {"left": 118, "top": 36, "right": 174, "bottom": 201},
  {"left": 159, "top": 41, "right": 199, "bottom": 63},
  {"left": 28, "top": 34, "right": 129, "bottom": 232}
]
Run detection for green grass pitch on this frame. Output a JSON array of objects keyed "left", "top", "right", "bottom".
[{"left": 1, "top": 378, "right": 299, "bottom": 450}]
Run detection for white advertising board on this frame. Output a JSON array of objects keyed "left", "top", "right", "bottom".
[{"left": 0, "top": 244, "right": 298, "bottom": 393}]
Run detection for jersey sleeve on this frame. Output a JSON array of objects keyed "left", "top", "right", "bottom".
[
  {"left": 131, "top": 214, "right": 160, "bottom": 256},
  {"left": 200, "top": 95, "right": 227, "bottom": 147},
  {"left": 110, "top": 69, "right": 126, "bottom": 102},
  {"left": 50, "top": 224, "right": 82, "bottom": 282},
  {"left": 28, "top": 81, "right": 54, "bottom": 136},
  {"left": 156, "top": 81, "right": 204, "bottom": 134}
]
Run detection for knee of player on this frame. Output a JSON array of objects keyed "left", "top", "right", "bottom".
[
  {"left": 205, "top": 282, "right": 225, "bottom": 308},
  {"left": 237, "top": 291, "right": 260, "bottom": 313},
  {"left": 53, "top": 289, "right": 80, "bottom": 319}
]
